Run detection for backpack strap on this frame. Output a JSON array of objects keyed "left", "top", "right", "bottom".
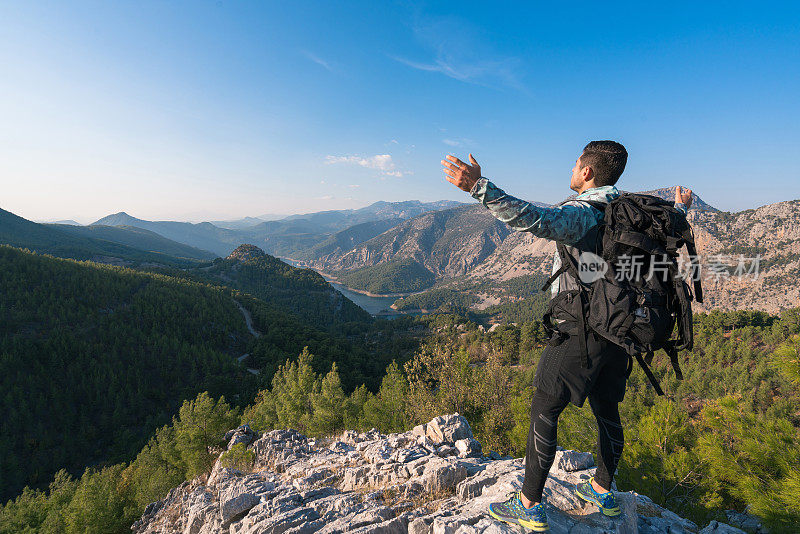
[
  {"left": 541, "top": 260, "right": 570, "bottom": 292},
  {"left": 635, "top": 344, "right": 683, "bottom": 397},
  {"left": 539, "top": 198, "right": 610, "bottom": 367},
  {"left": 663, "top": 341, "right": 684, "bottom": 380},
  {"left": 541, "top": 242, "right": 592, "bottom": 368},
  {"left": 674, "top": 209, "right": 703, "bottom": 304},
  {"left": 670, "top": 263, "right": 696, "bottom": 352},
  {"left": 635, "top": 350, "right": 665, "bottom": 396},
  {"left": 684, "top": 239, "right": 704, "bottom": 304},
  {"left": 576, "top": 290, "right": 589, "bottom": 369},
  {"left": 540, "top": 198, "right": 607, "bottom": 292}
]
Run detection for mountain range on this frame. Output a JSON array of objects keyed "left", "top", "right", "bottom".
[
  {"left": 0, "top": 208, "right": 213, "bottom": 267},
  {"left": 7, "top": 187, "right": 798, "bottom": 314},
  {"left": 297, "top": 189, "right": 798, "bottom": 313},
  {"left": 89, "top": 200, "right": 466, "bottom": 258}
]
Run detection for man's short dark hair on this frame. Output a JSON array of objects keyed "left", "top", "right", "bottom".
[{"left": 579, "top": 140, "right": 628, "bottom": 187}]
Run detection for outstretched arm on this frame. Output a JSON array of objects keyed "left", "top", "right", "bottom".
[
  {"left": 441, "top": 154, "right": 601, "bottom": 246},
  {"left": 674, "top": 185, "right": 692, "bottom": 214}
]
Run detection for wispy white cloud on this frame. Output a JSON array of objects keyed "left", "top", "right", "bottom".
[
  {"left": 302, "top": 51, "right": 333, "bottom": 71},
  {"left": 348, "top": 184, "right": 360, "bottom": 188},
  {"left": 317, "top": 194, "right": 334, "bottom": 200},
  {"left": 390, "top": 15, "right": 527, "bottom": 93},
  {"left": 442, "top": 137, "right": 476, "bottom": 148},
  {"left": 325, "top": 154, "right": 404, "bottom": 177}
]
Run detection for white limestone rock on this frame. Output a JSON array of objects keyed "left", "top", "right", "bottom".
[
  {"left": 133, "top": 413, "right": 753, "bottom": 534},
  {"left": 554, "top": 449, "right": 594, "bottom": 472},
  {"left": 225, "top": 424, "right": 258, "bottom": 450},
  {"left": 455, "top": 438, "right": 482, "bottom": 459},
  {"left": 425, "top": 414, "right": 474, "bottom": 445}
]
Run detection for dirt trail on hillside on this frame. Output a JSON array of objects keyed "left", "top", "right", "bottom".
[{"left": 233, "top": 299, "right": 261, "bottom": 374}]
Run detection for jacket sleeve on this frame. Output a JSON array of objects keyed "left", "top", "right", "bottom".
[
  {"left": 469, "top": 177, "right": 600, "bottom": 246},
  {"left": 674, "top": 202, "right": 688, "bottom": 215}
]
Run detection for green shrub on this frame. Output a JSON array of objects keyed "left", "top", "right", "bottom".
[{"left": 219, "top": 444, "right": 256, "bottom": 473}]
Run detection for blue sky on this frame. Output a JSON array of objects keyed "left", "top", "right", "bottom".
[{"left": 1, "top": 1, "right": 798, "bottom": 222}]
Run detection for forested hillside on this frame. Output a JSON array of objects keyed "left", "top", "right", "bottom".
[
  {"left": 336, "top": 257, "right": 436, "bottom": 294},
  {"left": 393, "top": 273, "right": 550, "bottom": 323},
  {"left": 0, "top": 245, "right": 255, "bottom": 502},
  {"left": 0, "top": 246, "right": 422, "bottom": 504},
  {"left": 190, "top": 244, "right": 372, "bottom": 326}
]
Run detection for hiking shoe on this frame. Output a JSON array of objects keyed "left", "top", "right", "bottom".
[
  {"left": 575, "top": 476, "right": 621, "bottom": 516},
  {"left": 488, "top": 490, "right": 549, "bottom": 531}
]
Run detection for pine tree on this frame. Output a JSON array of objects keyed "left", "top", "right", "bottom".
[
  {"left": 173, "top": 392, "right": 239, "bottom": 478},
  {"left": 310, "top": 363, "right": 346, "bottom": 436},
  {"left": 695, "top": 397, "right": 800, "bottom": 532},
  {"left": 362, "top": 360, "right": 409, "bottom": 432},
  {"left": 63, "top": 464, "right": 134, "bottom": 534},
  {"left": 270, "top": 347, "right": 319, "bottom": 433},
  {"left": 241, "top": 389, "right": 279, "bottom": 433}
]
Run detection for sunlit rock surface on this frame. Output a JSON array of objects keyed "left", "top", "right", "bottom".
[{"left": 132, "top": 414, "right": 747, "bottom": 534}]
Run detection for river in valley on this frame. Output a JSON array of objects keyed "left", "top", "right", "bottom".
[
  {"left": 326, "top": 280, "right": 404, "bottom": 316},
  {"left": 280, "top": 257, "right": 416, "bottom": 317}
]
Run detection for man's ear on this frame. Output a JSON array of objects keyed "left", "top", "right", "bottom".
[{"left": 581, "top": 164, "right": 594, "bottom": 182}]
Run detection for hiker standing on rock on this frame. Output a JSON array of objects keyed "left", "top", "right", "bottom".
[{"left": 442, "top": 141, "right": 695, "bottom": 531}]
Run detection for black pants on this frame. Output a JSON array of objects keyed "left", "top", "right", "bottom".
[{"left": 520, "top": 388, "right": 625, "bottom": 503}]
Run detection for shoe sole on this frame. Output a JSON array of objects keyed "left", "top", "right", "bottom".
[
  {"left": 488, "top": 508, "right": 550, "bottom": 531},
  {"left": 575, "top": 488, "right": 621, "bottom": 517}
]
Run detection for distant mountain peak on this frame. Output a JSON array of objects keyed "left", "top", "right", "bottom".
[
  {"left": 227, "top": 244, "right": 266, "bottom": 262},
  {"left": 91, "top": 211, "right": 144, "bottom": 226}
]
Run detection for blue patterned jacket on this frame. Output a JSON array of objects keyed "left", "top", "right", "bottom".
[{"left": 469, "top": 177, "right": 687, "bottom": 297}]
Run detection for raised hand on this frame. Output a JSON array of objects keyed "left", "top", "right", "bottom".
[
  {"left": 675, "top": 186, "right": 693, "bottom": 209},
  {"left": 442, "top": 154, "right": 481, "bottom": 192}
]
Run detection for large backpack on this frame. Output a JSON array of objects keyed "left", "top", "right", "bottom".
[{"left": 540, "top": 193, "right": 703, "bottom": 396}]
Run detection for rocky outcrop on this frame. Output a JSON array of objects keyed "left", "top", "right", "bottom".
[{"left": 132, "top": 414, "right": 747, "bottom": 534}]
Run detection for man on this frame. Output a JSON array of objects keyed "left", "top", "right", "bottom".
[{"left": 441, "top": 141, "right": 693, "bottom": 531}]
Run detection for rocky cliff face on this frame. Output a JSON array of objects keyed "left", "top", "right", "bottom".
[
  {"left": 309, "top": 205, "right": 511, "bottom": 279},
  {"left": 132, "top": 415, "right": 751, "bottom": 534}
]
